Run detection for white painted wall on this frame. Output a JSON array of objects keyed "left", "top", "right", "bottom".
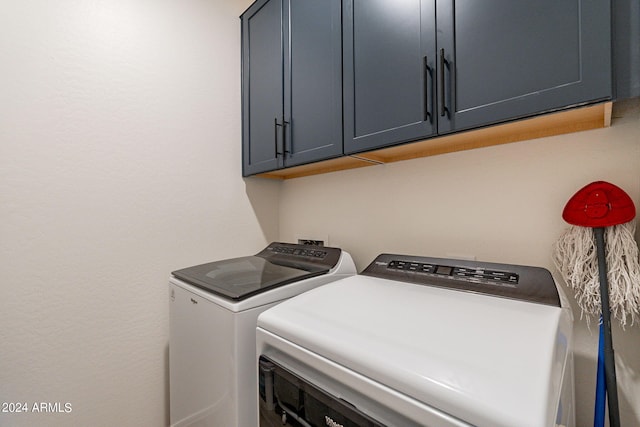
[
  {"left": 2, "top": 0, "right": 639, "bottom": 426},
  {"left": 279, "top": 100, "right": 640, "bottom": 426},
  {"left": 0, "top": 0, "right": 276, "bottom": 426}
]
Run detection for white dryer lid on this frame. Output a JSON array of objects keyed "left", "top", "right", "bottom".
[{"left": 257, "top": 274, "right": 571, "bottom": 427}]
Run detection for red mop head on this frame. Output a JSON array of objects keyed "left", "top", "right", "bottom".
[
  {"left": 554, "top": 181, "right": 640, "bottom": 326},
  {"left": 562, "top": 181, "right": 636, "bottom": 228}
]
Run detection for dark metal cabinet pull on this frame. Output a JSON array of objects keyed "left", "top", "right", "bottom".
[
  {"left": 424, "top": 56, "right": 431, "bottom": 122},
  {"left": 439, "top": 48, "right": 447, "bottom": 117},
  {"left": 274, "top": 118, "right": 283, "bottom": 157},
  {"left": 283, "top": 119, "right": 290, "bottom": 154}
]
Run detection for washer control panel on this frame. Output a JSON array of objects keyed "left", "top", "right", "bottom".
[
  {"left": 270, "top": 245, "right": 327, "bottom": 259},
  {"left": 260, "top": 242, "right": 341, "bottom": 270}
]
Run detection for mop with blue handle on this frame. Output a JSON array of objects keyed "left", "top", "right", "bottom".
[
  {"left": 594, "top": 319, "right": 607, "bottom": 427},
  {"left": 553, "top": 181, "right": 640, "bottom": 427}
]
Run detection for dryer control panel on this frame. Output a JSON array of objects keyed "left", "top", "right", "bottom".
[{"left": 363, "top": 254, "right": 560, "bottom": 306}]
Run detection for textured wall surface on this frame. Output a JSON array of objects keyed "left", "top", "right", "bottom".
[
  {"left": 0, "top": 0, "right": 276, "bottom": 426},
  {"left": 279, "top": 100, "right": 640, "bottom": 426},
  {"left": 2, "top": 0, "right": 639, "bottom": 426}
]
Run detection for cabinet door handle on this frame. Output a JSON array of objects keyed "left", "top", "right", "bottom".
[
  {"left": 424, "top": 56, "right": 431, "bottom": 122},
  {"left": 274, "top": 118, "right": 283, "bottom": 157},
  {"left": 439, "top": 48, "right": 448, "bottom": 117},
  {"left": 283, "top": 119, "right": 290, "bottom": 154}
]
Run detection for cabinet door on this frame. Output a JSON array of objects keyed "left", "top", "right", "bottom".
[
  {"left": 283, "top": 0, "right": 343, "bottom": 167},
  {"left": 343, "top": 0, "right": 437, "bottom": 155},
  {"left": 436, "top": 0, "right": 612, "bottom": 134},
  {"left": 242, "top": 0, "right": 284, "bottom": 176}
]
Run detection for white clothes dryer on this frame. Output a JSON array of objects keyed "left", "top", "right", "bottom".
[
  {"left": 169, "top": 242, "right": 355, "bottom": 427},
  {"left": 257, "top": 253, "right": 574, "bottom": 427}
]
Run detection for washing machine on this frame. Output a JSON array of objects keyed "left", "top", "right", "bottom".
[
  {"left": 256, "top": 253, "right": 574, "bottom": 427},
  {"left": 169, "top": 242, "right": 356, "bottom": 427}
]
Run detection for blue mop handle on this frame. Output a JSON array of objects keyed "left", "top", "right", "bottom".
[{"left": 594, "top": 318, "right": 606, "bottom": 427}]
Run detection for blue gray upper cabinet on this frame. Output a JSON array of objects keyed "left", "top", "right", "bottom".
[
  {"left": 343, "top": 0, "right": 612, "bottom": 154},
  {"left": 241, "top": 0, "right": 343, "bottom": 176},
  {"left": 241, "top": 0, "right": 283, "bottom": 175},
  {"left": 343, "top": 0, "right": 438, "bottom": 154}
]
